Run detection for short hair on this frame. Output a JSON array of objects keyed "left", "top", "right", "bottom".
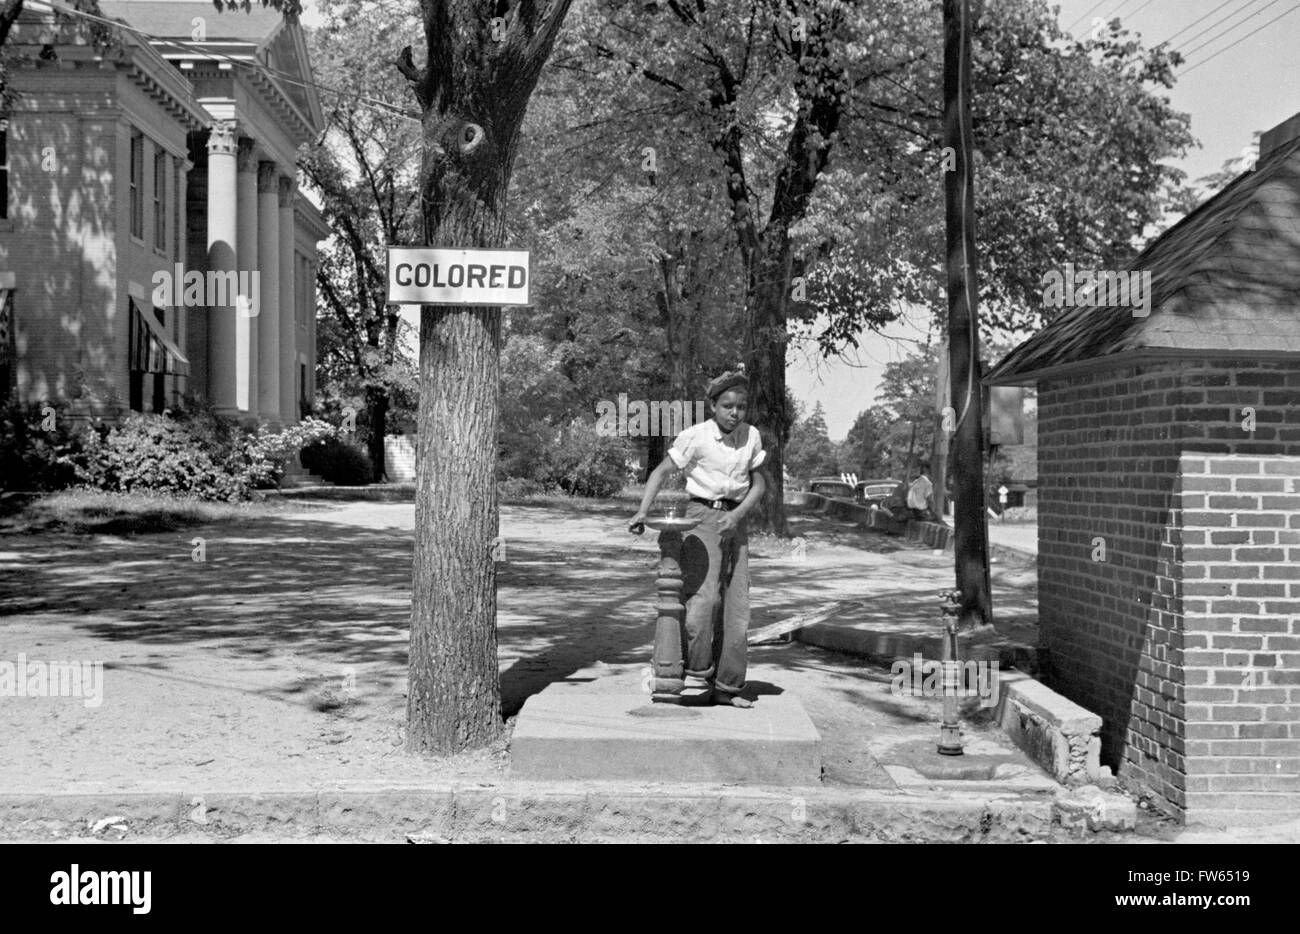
[{"left": 706, "top": 370, "right": 748, "bottom": 402}]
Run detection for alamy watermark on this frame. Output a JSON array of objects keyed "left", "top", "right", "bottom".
[
  {"left": 1041, "top": 263, "right": 1151, "bottom": 317},
  {"left": 890, "top": 653, "right": 999, "bottom": 708},
  {"left": 595, "top": 394, "right": 708, "bottom": 437},
  {"left": 152, "top": 264, "right": 261, "bottom": 317},
  {"left": 0, "top": 654, "right": 104, "bottom": 708}
]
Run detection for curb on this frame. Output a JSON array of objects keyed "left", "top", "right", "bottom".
[
  {"left": 265, "top": 484, "right": 416, "bottom": 502},
  {"left": 0, "top": 784, "right": 1056, "bottom": 843},
  {"left": 796, "top": 622, "right": 1041, "bottom": 676}
]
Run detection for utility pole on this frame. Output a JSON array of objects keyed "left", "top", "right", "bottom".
[
  {"left": 931, "top": 339, "right": 950, "bottom": 521},
  {"left": 942, "top": 0, "right": 992, "bottom": 629}
]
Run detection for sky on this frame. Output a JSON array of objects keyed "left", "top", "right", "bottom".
[
  {"left": 789, "top": 0, "right": 1300, "bottom": 439},
  {"left": 300, "top": 0, "right": 1300, "bottom": 439}
]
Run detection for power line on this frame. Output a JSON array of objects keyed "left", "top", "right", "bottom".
[
  {"left": 1099, "top": 0, "right": 1140, "bottom": 21},
  {"left": 1067, "top": 1, "right": 1108, "bottom": 31},
  {"left": 1160, "top": 0, "right": 1249, "bottom": 45},
  {"left": 1175, "top": 0, "right": 1274, "bottom": 54},
  {"left": 1125, "top": 0, "right": 1160, "bottom": 19},
  {"left": 26, "top": 0, "right": 420, "bottom": 121},
  {"left": 1181, "top": 1, "right": 1300, "bottom": 71},
  {"left": 1180, "top": 0, "right": 1285, "bottom": 56}
]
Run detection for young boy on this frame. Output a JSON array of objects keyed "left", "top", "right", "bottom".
[{"left": 629, "top": 371, "right": 767, "bottom": 708}]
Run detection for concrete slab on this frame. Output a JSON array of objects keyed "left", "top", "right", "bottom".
[{"left": 510, "top": 688, "right": 823, "bottom": 786}]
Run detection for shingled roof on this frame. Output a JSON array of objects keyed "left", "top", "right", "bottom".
[
  {"left": 987, "top": 121, "right": 1300, "bottom": 386},
  {"left": 98, "top": 0, "right": 285, "bottom": 44}
]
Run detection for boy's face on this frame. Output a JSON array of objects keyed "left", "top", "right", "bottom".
[{"left": 711, "top": 389, "right": 747, "bottom": 433}]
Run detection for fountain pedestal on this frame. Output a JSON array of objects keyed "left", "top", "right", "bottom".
[{"left": 644, "top": 511, "right": 702, "bottom": 701}]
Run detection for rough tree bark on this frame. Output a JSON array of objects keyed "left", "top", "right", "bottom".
[
  {"left": 365, "top": 383, "right": 388, "bottom": 480},
  {"left": 402, "top": 0, "right": 573, "bottom": 755},
  {"left": 708, "top": 6, "right": 848, "bottom": 536}
]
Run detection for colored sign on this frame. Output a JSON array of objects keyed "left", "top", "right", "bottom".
[{"left": 387, "top": 247, "right": 530, "bottom": 306}]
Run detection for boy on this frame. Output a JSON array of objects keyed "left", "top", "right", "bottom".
[{"left": 630, "top": 370, "right": 767, "bottom": 707}]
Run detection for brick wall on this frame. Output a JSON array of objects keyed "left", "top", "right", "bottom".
[
  {"left": 0, "top": 69, "right": 118, "bottom": 409},
  {"left": 1037, "top": 358, "right": 1300, "bottom": 823},
  {"left": 1, "top": 65, "right": 191, "bottom": 416},
  {"left": 1179, "top": 454, "right": 1300, "bottom": 825}
]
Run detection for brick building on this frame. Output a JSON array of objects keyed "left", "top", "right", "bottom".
[
  {"left": 0, "top": 0, "right": 329, "bottom": 423},
  {"left": 987, "top": 113, "right": 1300, "bottom": 826}
]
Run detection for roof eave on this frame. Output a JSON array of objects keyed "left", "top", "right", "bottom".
[{"left": 985, "top": 346, "right": 1300, "bottom": 387}]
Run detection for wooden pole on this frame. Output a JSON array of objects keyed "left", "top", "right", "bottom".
[{"left": 942, "top": 0, "right": 992, "bottom": 628}]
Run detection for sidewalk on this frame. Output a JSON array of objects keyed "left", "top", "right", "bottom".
[
  {"left": 0, "top": 499, "right": 1081, "bottom": 841},
  {"left": 987, "top": 521, "right": 1038, "bottom": 557}
]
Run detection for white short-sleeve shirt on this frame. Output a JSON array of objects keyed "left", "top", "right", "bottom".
[{"left": 668, "top": 420, "right": 766, "bottom": 501}]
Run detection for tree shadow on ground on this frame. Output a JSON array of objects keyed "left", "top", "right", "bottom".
[{"left": 0, "top": 501, "right": 1038, "bottom": 725}]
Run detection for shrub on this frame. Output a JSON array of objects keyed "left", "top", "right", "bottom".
[
  {"left": 243, "top": 416, "right": 339, "bottom": 489},
  {"left": 299, "top": 435, "right": 373, "bottom": 485},
  {"left": 498, "top": 476, "right": 545, "bottom": 501},
  {"left": 0, "top": 401, "right": 80, "bottom": 492},
  {"left": 70, "top": 413, "right": 247, "bottom": 501},
  {"left": 537, "top": 418, "right": 629, "bottom": 498}
]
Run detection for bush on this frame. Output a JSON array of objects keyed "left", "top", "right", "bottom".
[
  {"left": 299, "top": 435, "right": 373, "bottom": 485},
  {"left": 498, "top": 477, "right": 546, "bottom": 501},
  {"left": 536, "top": 418, "right": 629, "bottom": 498},
  {"left": 0, "top": 401, "right": 80, "bottom": 492},
  {"left": 243, "top": 416, "right": 339, "bottom": 489},
  {"left": 70, "top": 413, "right": 247, "bottom": 501}
]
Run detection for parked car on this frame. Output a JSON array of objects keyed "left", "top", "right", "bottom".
[
  {"left": 807, "top": 476, "right": 857, "bottom": 500},
  {"left": 856, "top": 479, "right": 900, "bottom": 508}
]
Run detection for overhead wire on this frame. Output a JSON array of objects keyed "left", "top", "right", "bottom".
[
  {"left": 1181, "top": 0, "right": 1300, "bottom": 70},
  {"left": 1067, "top": 1, "right": 1109, "bottom": 31},
  {"left": 1159, "top": 0, "right": 1245, "bottom": 44},
  {"left": 1176, "top": 0, "right": 1279, "bottom": 56}
]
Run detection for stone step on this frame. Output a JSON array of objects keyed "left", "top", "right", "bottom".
[{"left": 510, "top": 683, "right": 823, "bottom": 786}]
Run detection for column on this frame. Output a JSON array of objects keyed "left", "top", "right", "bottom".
[
  {"left": 256, "top": 162, "right": 281, "bottom": 420},
  {"left": 174, "top": 157, "right": 190, "bottom": 402},
  {"left": 236, "top": 138, "right": 259, "bottom": 416},
  {"left": 277, "top": 177, "right": 297, "bottom": 423},
  {"left": 205, "top": 120, "right": 238, "bottom": 415},
  {"left": 306, "top": 259, "right": 317, "bottom": 408}
]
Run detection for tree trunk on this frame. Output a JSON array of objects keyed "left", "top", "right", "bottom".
[
  {"left": 645, "top": 433, "right": 665, "bottom": 481},
  {"left": 404, "top": 0, "right": 572, "bottom": 755},
  {"left": 742, "top": 235, "right": 793, "bottom": 536},
  {"left": 365, "top": 384, "right": 388, "bottom": 481}
]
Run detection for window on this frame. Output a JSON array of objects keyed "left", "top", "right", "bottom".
[
  {"left": 128, "top": 300, "right": 189, "bottom": 412},
  {"left": 129, "top": 131, "right": 144, "bottom": 239},
  {"left": 153, "top": 150, "right": 166, "bottom": 248},
  {"left": 0, "top": 287, "right": 13, "bottom": 404},
  {"left": 0, "top": 123, "right": 8, "bottom": 221}
]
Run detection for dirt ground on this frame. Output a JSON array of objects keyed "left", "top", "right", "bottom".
[{"left": 0, "top": 497, "right": 1041, "bottom": 795}]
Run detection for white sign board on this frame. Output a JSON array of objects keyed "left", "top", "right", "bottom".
[{"left": 387, "top": 247, "right": 530, "bottom": 306}]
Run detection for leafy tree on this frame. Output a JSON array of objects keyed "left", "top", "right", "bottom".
[
  {"left": 227, "top": 0, "right": 574, "bottom": 754},
  {"left": 509, "top": 41, "right": 747, "bottom": 475},
  {"left": 785, "top": 400, "right": 838, "bottom": 480},
  {"left": 875, "top": 342, "right": 941, "bottom": 477},
  {"left": 300, "top": 0, "right": 423, "bottom": 478},
  {"left": 839, "top": 406, "right": 893, "bottom": 478},
  {"left": 556, "top": 0, "right": 1195, "bottom": 536}
]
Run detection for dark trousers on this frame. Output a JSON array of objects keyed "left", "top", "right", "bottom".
[{"left": 676, "top": 499, "right": 750, "bottom": 695}]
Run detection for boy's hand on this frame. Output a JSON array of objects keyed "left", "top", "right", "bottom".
[
  {"left": 629, "top": 512, "right": 647, "bottom": 535},
  {"left": 717, "top": 511, "right": 739, "bottom": 537}
]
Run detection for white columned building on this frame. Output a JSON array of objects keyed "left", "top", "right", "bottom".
[
  {"left": 235, "top": 136, "right": 260, "bottom": 416},
  {"left": 256, "top": 162, "right": 282, "bottom": 420},
  {"left": 205, "top": 120, "right": 240, "bottom": 416}
]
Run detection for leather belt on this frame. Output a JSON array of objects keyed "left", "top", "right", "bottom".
[{"left": 691, "top": 496, "right": 741, "bottom": 511}]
